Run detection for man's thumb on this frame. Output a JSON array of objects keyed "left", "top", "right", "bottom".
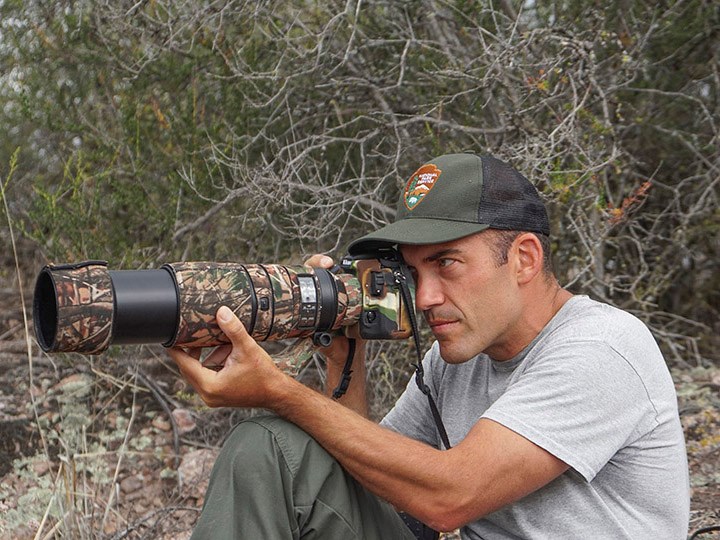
[{"left": 216, "top": 306, "right": 253, "bottom": 347}]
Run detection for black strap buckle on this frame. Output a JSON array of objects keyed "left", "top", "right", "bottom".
[{"left": 331, "top": 338, "right": 356, "bottom": 399}]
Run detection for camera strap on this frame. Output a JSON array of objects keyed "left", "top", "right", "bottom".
[
  {"left": 331, "top": 337, "right": 356, "bottom": 399},
  {"left": 393, "top": 269, "right": 452, "bottom": 451}
]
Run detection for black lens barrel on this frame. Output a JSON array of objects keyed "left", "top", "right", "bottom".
[{"left": 109, "top": 269, "right": 179, "bottom": 345}]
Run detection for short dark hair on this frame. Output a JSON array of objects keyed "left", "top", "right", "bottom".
[{"left": 486, "top": 229, "right": 554, "bottom": 276}]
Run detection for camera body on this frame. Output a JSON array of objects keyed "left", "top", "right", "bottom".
[
  {"left": 341, "top": 252, "right": 414, "bottom": 341},
  {"left": 33, "top": 250, "right": 415, "bottom": 355}
]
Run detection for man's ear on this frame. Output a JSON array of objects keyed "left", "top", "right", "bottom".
[{"left": 514, "top": 233, "right": 543, "bottom": 285}]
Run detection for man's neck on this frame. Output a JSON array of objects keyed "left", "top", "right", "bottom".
[{"left": 489, "top": 280, "right": 573, "bottom": 362}]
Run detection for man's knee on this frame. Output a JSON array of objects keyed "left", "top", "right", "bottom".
[
  {"left": 216, "top": 415, "right": 321, "bottom": 481},
  {"left": 204, "top": 415, "right": 415, "bottom": 539},
  {"left": 195, "top": 416, "right": 302, "bottom": 538}
]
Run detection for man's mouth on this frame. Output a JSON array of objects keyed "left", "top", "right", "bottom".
[{"left": 425, "top": 315, "right": 459, "bottom": 335}]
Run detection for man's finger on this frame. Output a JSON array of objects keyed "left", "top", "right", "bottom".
[
  {"left": 303, "top": 254, "right": 334, "bottom": 269},
  {"left": 203, "top": 344, "right": 232, "bottom": 367},
  {"left": 168, "top": 346, "right": 208, "bottom": 388},
  {"left": 216, "top": 306, "right": 256, "bottom": 350}
]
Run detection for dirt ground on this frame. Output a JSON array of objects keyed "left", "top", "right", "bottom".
[{"left": 0, "top": 270, "right": 718, "bottom": 539}]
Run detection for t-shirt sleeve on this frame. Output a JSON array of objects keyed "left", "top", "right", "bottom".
[
  {"left": 380, "top": 343, "right": 443, "bottom": 448},
  {"left": 481, "top": 340, "right": 658, "bottom": 481}
]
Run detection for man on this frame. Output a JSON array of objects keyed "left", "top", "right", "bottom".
[{"left": 170, "top": 154, "right": 690, "bottom": 539}]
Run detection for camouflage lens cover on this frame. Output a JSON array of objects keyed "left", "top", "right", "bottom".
[
  {"left": 166, "top": 263, "right": 364, "bottom": 348},
  {"left": 167, "top": 262, "right": 255, "bottom": 348},
  {"left": 263, "top": 265, "right": 307, "bottom": 341},
  {"left": 34, "top": 262, "right": 114, "bottom": 354},
  {"left": 333, "top": 272, "right": 363, "bottom": 328}
]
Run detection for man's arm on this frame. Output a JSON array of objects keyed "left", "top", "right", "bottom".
[
  {"left": 170, "top": 307, "right": 568, "bottom": 532},
  {"left": 274, "top": 376, "right": 568, "bottom": 531}
]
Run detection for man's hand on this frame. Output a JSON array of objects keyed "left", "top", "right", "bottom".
[
  {"left": 168, "top": 306, "right": 288, "bottom": 408},
  {"left": 169, "top": 254, "right": 368, "bottom": 415}
]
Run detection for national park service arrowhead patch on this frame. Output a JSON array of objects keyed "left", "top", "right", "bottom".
[{"left": 404, "top": 163, "right": 442, "bottom": 210}]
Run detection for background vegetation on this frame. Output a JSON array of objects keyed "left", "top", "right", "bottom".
[{"left": 0, "top": 0, "right": 717, "bottom": 538}]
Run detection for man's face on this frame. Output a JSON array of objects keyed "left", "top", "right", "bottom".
[{"left": 400, "top": 232, "right": 522, "bottom": 363}]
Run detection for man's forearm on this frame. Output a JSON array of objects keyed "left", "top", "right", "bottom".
[
  {"left": 268, "top": 372, "right": 568, "bottom": 532},
  {"left": 271, "top": 374, "right": 453, "bottom": 525}
]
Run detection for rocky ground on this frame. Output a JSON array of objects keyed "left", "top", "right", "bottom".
[{"left": 0, "top": 271, "right": 718, "bottom": 539}]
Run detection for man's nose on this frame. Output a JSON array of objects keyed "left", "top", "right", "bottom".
[{"left": 413, "top": 274, "right": 444, "bottom": 311}]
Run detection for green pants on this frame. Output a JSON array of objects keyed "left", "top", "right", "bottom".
[{"left": 190, "top": 415, "right": 416, "bottom": 540}]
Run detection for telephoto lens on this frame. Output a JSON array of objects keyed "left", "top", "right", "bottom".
[{"left": 33, "top": 261, "right": 362, "bottom": 355}]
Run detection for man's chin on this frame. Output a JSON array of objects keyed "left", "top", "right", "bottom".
[{"left": 436, "top": 341, "right": 475, "bottom": 364}]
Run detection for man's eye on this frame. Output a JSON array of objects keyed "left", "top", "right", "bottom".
[{"left": 438, "top": 258, "right": 455, "bottom": 268}]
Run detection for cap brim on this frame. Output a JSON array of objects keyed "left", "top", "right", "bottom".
[{"left": 347, "top": 218, "right": 490, "bottom": 255}]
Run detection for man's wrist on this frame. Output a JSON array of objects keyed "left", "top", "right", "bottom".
[{"left": 264, "top": 369, "right": 304, "bottom": 410}]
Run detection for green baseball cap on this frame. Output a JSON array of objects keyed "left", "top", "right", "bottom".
[{"left": 348, "top": 153, "right": 549, "bottom": 255}]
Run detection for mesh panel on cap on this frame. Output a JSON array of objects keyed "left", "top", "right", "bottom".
[{"left": 477, "top": 156, "right": 550, "bottom": 235}]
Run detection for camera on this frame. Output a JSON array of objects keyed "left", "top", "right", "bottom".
[{"left": 33, "top": 250, "right": 415, "bottom": 355}]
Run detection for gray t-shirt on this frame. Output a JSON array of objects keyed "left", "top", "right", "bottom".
[{"left": 382, "top": 295, "right": 689, "bottom": 539}]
